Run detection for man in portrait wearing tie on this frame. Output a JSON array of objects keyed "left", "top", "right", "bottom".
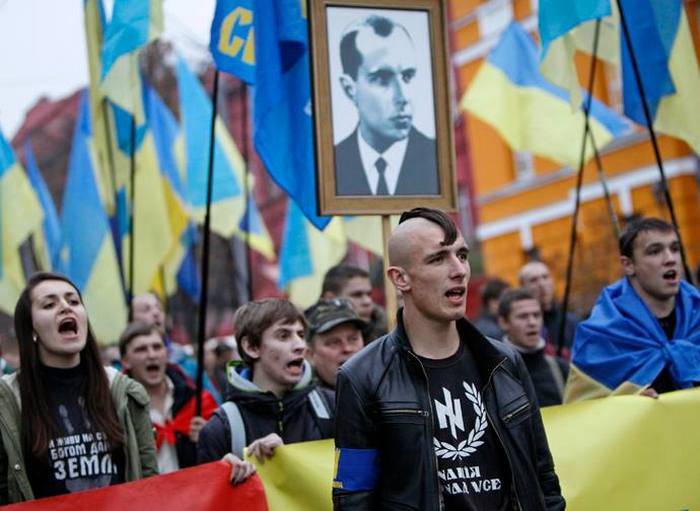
[{"left": 334, "top": 14, "right": 439, "bottom": 197}]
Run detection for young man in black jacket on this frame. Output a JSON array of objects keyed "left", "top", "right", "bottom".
[
  {"left": 197, "top": 299, "right": 334, "bottom": 464},
  {"left": 333, "top": 207, "right": 564, "bottom": 510},
  {"left": 498, "top": 288, "right": 569, "bottom": 407}
]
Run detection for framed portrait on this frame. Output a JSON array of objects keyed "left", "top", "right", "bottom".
[{"left": 309, "top": 0, "right": 457, "bottom": 215}]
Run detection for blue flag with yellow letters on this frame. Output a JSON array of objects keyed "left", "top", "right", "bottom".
[{"left": 210, "top": 0, "right": 255, "bottom": 84}]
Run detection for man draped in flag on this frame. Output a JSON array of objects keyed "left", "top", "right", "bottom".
[{"left": 565, "top": 217, "right": 700, "bottom": 402}]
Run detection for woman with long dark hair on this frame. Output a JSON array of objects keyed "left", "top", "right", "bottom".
[{"left": 0, "top": 272, "right": 157, "bottom": 503}]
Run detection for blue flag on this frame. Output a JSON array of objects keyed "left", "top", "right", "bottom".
[
  {"left": 619, "top": 0, "right": 678, "bottom": 124},
  {"left": 210, "top": 0, "right": 255, "bottom": 84},
  {"left": 253, "top": 0, "right": 329, "bottom": 229},
  {"left": 23, "top": 140, "right": 62, "bottom": 269},
  {"left": 538, "top": 0, "right": 610, "bottom": 57}
]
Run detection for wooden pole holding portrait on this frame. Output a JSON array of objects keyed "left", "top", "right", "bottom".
[
  {"left": 309, "top": 0, "right": 457, "bottom": 328},
  {"left": 382, "top": 215, "right": 397, "bottom": 330}
]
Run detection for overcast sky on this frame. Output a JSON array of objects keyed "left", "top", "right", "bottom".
[{"left": 0, "top": 0, "right": 215, "bottom": 138}]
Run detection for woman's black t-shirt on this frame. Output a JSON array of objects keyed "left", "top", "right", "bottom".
[{"left": 26, "top": 363, "right": 125, "bottom": 499}]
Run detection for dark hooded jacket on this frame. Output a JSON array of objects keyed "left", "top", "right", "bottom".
[{"left": 197, "top": 361, "right": 334, "bottom": 463}]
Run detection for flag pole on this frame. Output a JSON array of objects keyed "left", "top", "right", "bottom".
[
  {"left": 557, "top": 19, "right": 602, "bottom": 357},
  {"left": 587, "top": 129, "right": 620, "bottom": 238},
  {"left": 382, "top": 215, "right": 397, "bottom": 330},
  {"left": 615, "top": 0, "right": 692, "bottom": 283},
  {"left": 195, "top": 69, "right": 221, "bottom": 416},
  {"left": 128, "top": 115, "right": 136, "bottom": 305},
  {"left": 241, "top": 84, "right": 253, "bottom": 302}
]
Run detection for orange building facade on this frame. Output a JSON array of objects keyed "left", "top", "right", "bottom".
[{"left": 449, "top": 0, "right": 700, "bottom": 312}]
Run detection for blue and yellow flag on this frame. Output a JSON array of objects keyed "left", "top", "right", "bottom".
[
  {"left": 538, "top": 0, "right": 614, "bottom": 109},
  {"left": 210, "top": 0, "right": 255, "bottom": 84},
  {"left": 144, "top": 84, "right": 190, "bottom": 297},
  {"left": 176, "top": 58, "right": 245, "bottom": 238},
  {"left": 238, "top": 191, "right": 275, "bottom": 261},
  {"left": 59, "top": 93, "right": 127, "bottom": 344},
  {"left": 461, "top": 23, "right": 629, "bottom": 168},
  {"left": 100, "top": 0, "right": 163, "bottom": 123},
  {"left": 565, "top": 278, "right": 700, "bottom": 401},
  {"left": 0, "top": 124, "right": 43, "bottom": 314},
  {"left": 620, "top": 0, "right": 700, "bottom": 154},
  {"left": 279, "top": 201, "right": 346, "bottom": 308},
  {"left": 23, "top": 140, "right": 61, "bottom": 271}
]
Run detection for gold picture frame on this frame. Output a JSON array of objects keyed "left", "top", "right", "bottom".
[{"left": 309, "top": 0, "right": 457, "bottom": 215}]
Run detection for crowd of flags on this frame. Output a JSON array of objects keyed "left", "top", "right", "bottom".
[{"left": 1, "top": 0, "right": 699, "bottom": 342}]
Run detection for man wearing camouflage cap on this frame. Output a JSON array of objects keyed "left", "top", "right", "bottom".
[{"left": 305, "top": 299, "right": 366, "bottom": 390}]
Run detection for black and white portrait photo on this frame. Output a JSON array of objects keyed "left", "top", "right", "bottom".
[
  {"left": 310, "top": 0, "right": 455, "bottom": 215},
  {"left": 329, "top": 8, "right": 439, "bottom": 197}
]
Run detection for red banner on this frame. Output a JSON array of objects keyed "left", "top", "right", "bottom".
[{"left": 5, "top": 461, "right": 269, "bottom": 511}]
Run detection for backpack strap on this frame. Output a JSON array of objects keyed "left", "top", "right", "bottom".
[
  {"left": 307, "top": 387, "right": 335, "bottom": 438},
  {"left": 307, "top": 388, "right": 331, "bottom": 419},
  {"left": 220, "top": 401, "right": 246, "bottom": 459}
]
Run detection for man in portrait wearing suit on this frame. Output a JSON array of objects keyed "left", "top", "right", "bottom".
[{"left": 335, "top": 14, "right": 439, "bottom": 197}]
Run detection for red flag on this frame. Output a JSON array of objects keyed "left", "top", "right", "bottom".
[
  {"left": 4, "top": 461, "right": 268, "bottom": 511},
  {"left": 154, "top": 391, "right": 218, "bottom": 449}
]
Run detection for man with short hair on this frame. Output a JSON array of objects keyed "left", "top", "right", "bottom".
[
  {"left": 130, "top": 293, "right": 166, "bottom": 335},
  {"left": 474, "top": 277, "right": 510, "bottom": 339},
  {"left": 322, "top": 265, "right": 387, "bottom": 342},
  {"left": 130, "top": 292, "right": 221, "bottom": 402},
  {"left": 565, "top": 217, "right": 700, "bottom": 402},
  {"left": 498, "top": 288, "right": 568, "bottom": 407},
  {"left": 197, "top": 299, "right": 334, "bottom": 464},
  {"left": 334, "top": 207, "right": 564, "bottom": 510},
  {"left": 335, "top": 14, "right": 439, "bottom": 196},
  {"left": 305, "top": 299, "right": 366, "bottom": 390},
  {"left": 519, "top": 261, "right": 578, "bottom": 359},
  {"left": 120, "top": 321, "right": 216, "bottom": 473}
]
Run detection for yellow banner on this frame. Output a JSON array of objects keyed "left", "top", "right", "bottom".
[{"left": 251, "top": 388, "right": 700, "bottom": 511}]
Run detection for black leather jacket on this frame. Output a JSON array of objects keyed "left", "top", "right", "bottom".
[{"left": 333, "top": 313, "right": 565, "bottom": 511}]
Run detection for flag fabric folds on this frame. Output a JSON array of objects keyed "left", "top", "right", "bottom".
[
  {"left": 59, "top": 92, "right": 127, "bottom": 344},
  {"left": 538, "top": 0, "right": 615, "bottom": 109},
  {"left": 23, "top": 140, "right": 61, "bottom": 271},
  {"left": 461, "top": 22, "right": 629, "bottom": 168},
  {"left": 251, "top": 0, "right": 329, "bottom": 229},
  {"left": 145, "top": 84, "right": 191, "bottom": 296},
  {"left": 619, "top": 0, "right": 700, "bottom": 154},
  {"left": 210, "top": 0, "right": 256, "bottom": 84},
  {"left": 1, "top": 462, "right": 269, "bottom": 511},
  {"left": 251, "top": 389, "right": 700, "bottom": 510},
  {"left": 564, "top": 278, "right": 700, "bottom": 401},
  {"left": 84, "top": 0, "right": 118, "bottom": 213},
  {"left": 100, "top": 0, "right": 163, "bottom": 123},
  {"left": 277, "top": 204, "right": 387, "bottom": 308},
  {"left": 238, "top": 191, "right": 275, "bottom": 261},
  {"left": 176, "top": 56, "right": 273, "bottom": 257},
  {"left": 279, "top": 201, "right": 346, "bottom": 309},
  {"left": 537, "top": 0, "right": 700, "bottom": 154},
  {"left": 0, "top": 125, "right": 43, "bottom": 314}
]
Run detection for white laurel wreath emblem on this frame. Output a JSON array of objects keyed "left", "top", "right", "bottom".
[{"left": 433, "top": 382, "right": 488, "bottom": 460}]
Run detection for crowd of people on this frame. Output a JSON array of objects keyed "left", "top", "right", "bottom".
[{"left": 0, "top": 208, "right": 697, "bottom": 510}]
